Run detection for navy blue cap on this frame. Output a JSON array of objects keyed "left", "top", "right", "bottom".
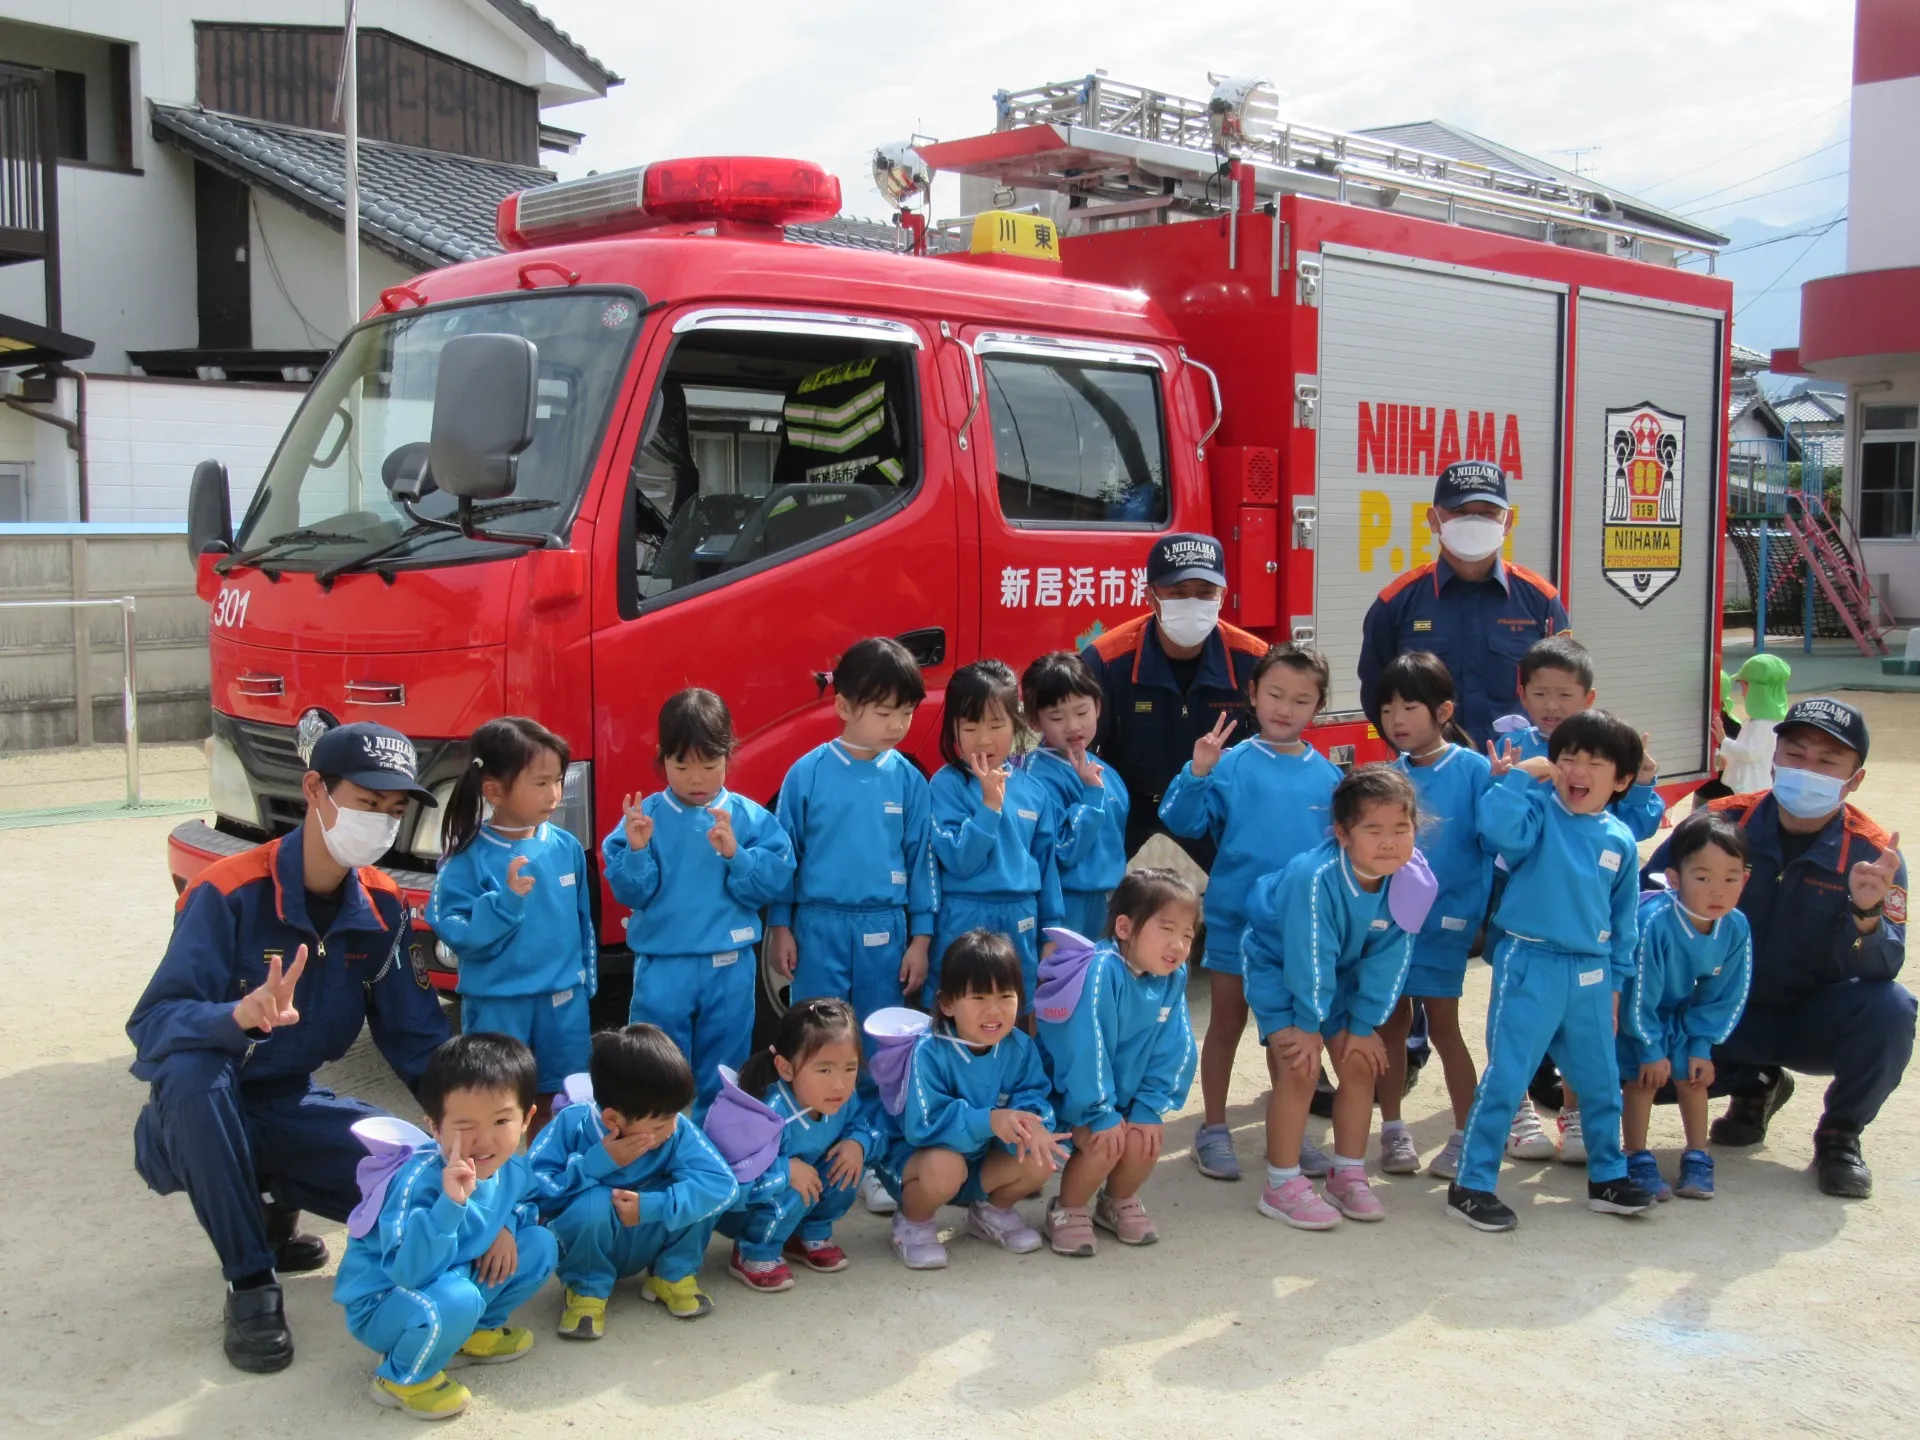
[
  {"left": 307, "top": 721, "right": 437, "bottom": 803},
  {"left": 1433, "top": 460, "right": 1510, "bottom": 512},
  {"left": 1780, "top": 697, "right": 1869, "bottom": 764},
  {"left": 1147, "top": 532, "right": 1227, "bottom": 588}
]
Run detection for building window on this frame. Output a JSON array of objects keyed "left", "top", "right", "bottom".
[
  {"left": 1858, "top": 405, "right": 1918, "bottom": 540},
  {"left": 981, "top": 354, "right": 1169, "bottom": 528}
]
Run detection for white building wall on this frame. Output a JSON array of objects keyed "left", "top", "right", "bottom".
[
  {"left": 249, "top": 191, "right": 417, "bottom": 351},
  {"left": 82, "top": 374, "right": 302, "bottom": 522},
  {"left": 1848, "top": 74, "right": 1920, "bottom": 273}
]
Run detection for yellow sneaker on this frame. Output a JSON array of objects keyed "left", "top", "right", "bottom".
[
  {"left": 371, "top": 1372, "right": 471, "bottom": 1420},
  {"left": 640, "top": 1272, "right": 713, "bottom": 1320},
  {"left": 557, "top": 1289, "right": 607, "bottom": 1340},
  {"left": 452, "top": 1326, "right": 534, "bottom": 1365}
]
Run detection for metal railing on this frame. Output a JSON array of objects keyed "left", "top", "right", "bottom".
[
  {"left": 0, "top": 62, "right": 63, "bottom": 326},
  {"left": 0, "top": 596, "right": 140, "bottom": 805}
]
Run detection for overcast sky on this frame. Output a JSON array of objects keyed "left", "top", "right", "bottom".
[{"left": 535, "top": 0, "right": 1857, "bottom": 357}]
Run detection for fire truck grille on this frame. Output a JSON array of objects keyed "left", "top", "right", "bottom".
[{"left": 233, "top": 720, "right": 305, "bottom": 774}]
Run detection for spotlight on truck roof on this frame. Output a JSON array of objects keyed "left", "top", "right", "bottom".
[
  {"left": 872, "top": 142, "right": 932, "bottom": 211},
  {"left": 497, "top": 156, "right": 843, "bottom": 250},
  {"left": 1208, "top": 76, "right": 1279, "bottom": 152}
]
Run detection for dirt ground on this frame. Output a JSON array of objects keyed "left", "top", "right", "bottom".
[{"left": 4, "top": 705, "right": 1918, "bottom": 1439}]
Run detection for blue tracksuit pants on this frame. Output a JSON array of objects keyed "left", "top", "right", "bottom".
[
  {"left": 1459, "top": 938, "right": 1627, "bottom": 1193},
  {"left": 928, "top": 896, "right": 1040, "bottom": 1009},
  {"left": 461, "top": 987, "right": 591, "bottom": 1095},
  {"left": 790, "top": 903, "right": 911, "bottom": 1104},
  {"left": 346, "top": 1225, "right": 557, "bottom": 1385},
  {"left": 629, "top": 951, "right": 755, "bottom": 1120},
  {"left": 132, "top": 1047, "right": 386, "bottom": 1282},
  {"left": 1061, "top": 890, "right": 1111, "bottom": 946},
  {"left": 718, "top": 1174, "right": 860, "bottom": 1263},
  {"left": 546, "top": 1185, "right": 718, "bottom": 1298}
]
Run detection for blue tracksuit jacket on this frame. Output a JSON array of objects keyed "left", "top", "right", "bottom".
[
  {"left": 1034, "top": 945, "right": 1196, "bottom": 1133},
  {"left": 333, "top": 1147, "right": 541, "bottom": 1312},
  {"left": 1478, "top": 772, "right": 1640, "bottom": 981},
  {"left": 1020, "top": 748, "right": 1131, "bottom": 895},
  {"left": 929, "top": 765, "right": 1065, "bottom": 919},
  {"left": 1391, "top": 744, "right": 1496, "bottom": 953},
  {"left": 1496, "top": 718, "right": 1666, "bottom": 842},
  {"left": 1241, "top": 841, "right": 1417, "bottom": 1040},
  {"left": 427, "top": 823, "right": 596, "bottom": 998},
  {"left": 885, "top": 1026, "right": 1056, "bottom": 1161},
  {"left": 601, "top": 788, "right": 795, "bottom": 956},
  {"left": 1158, "top": 738, "right": 1340, "bottom": 971},
  {"left": 526, "top": 1102, "right": 739, "bottom": 1224},
  {"left": 733, "top": 1082, "right": 882, "bottom": 1202},
  {"left": 768, "top": 741, "right": 938, "bottom": 935},
  {"left": 1619, "top": 890, "right": 1754, "bottom": 1070}
]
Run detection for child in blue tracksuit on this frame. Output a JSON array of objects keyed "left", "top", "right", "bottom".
[
  {"left": 874, "top": 930, "right": 1064, "bottom": 1269},
  {"left": 1242, "top": 767, "right": 1426, "bottom": 1230},
  {"left": 1033, "top": 870, "right": 1198, "bottom": 1256},
  {"left": 1158, "top": 642, "right": 1341, "bottom": 1184},
  {"left": 711, "top": 997, "right": 877, "bottom": 1291},
  {"left": 428, "top": 717, "right": 596, "bottom": 1102},
  {"left": 1372, "top": 652, "right": 1495, "bottom": 1180},
  {"left": 1450, "top": 709, "right": 1655, "bottom": 1233},
  {"left": 927, "top": 663, "right": 1064, "bottom": 1007},
  {"left": 1620, "top": 810, "right": 1754, "bottom": 1202},
  {"left": 766, "top": 637, "right": 936, "bottom": 1061},
  {"left": 334, "top": 1035, "right": 557, "bottom": 1421},
  {"left": 528, "top": 1024, "right": 739, "bottom": 1336},
  {"left": 602, "top": 689, "right": 795, "bottom": 1119},
  {"left": 1019, "top": 651, "right": 1131, "bottom": 941}
]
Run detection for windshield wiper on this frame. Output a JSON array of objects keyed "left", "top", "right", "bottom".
[
  {"left": 315, "top": 499, "right": 559, "bottom": 585},
  {"left": 216, "top": 527, "right": 371, "bottom": 576}
]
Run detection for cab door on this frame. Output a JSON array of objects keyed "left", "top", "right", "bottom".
[{"left": 589, "top": 307, "right": 965, "bottom": 809}]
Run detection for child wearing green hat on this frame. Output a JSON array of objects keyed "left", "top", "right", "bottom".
[{"left": 1713, "top": 653, "right": 1791, "bottom": 795}]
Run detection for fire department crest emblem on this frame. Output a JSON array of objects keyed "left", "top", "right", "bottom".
[{"left": 1601, "top": 402, "right": 1684, "bottom": 607}]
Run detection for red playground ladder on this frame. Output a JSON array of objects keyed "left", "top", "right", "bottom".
[{"left": 1781, "top": 500, "right": 1894, "bottom": 656}]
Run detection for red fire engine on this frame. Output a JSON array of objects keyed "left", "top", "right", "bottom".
[{"left": 169, "top": 74, "right": 1733, "bottom": 998}]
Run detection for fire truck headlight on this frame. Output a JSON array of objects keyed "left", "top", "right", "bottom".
[
  {"left": 553, "top": 761, "right": 594, "bottom": 853},
  {"left": 208, "top": 736, "right": 258, "bottom": 827},
  {"left": 410, "top": 779, "right": 460, "bottom": 861}
]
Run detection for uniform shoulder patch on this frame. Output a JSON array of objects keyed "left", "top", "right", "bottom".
[{"left": 1886, "top": 886, "right": 1908, "bottom": 926}]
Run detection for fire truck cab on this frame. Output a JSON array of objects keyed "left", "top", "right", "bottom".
[{"left": 170, "top": 77, "right": 1734, "bottom": 999}]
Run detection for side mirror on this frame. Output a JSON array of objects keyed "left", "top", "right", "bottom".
[
  {"left": 428, "top": 333, "right": 537, "bottom": 500},
  {"left": 186, "top": 459, "right": 232, "bottom": 557},
  {"left": 381, "top": 441, "right": 437, "bottom": 503}
]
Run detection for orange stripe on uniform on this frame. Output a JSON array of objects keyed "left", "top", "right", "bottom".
[
  {"left": 1506, "top": 563, "right": 1561, "bottom": 604},
  {"left": 175, "top": 839, "right": 279, "bottom": 914},
  {"left": 1377, "top": 563, "right": 1437, "bottom": 605}
]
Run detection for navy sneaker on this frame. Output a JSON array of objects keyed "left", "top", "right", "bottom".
[
  {"left": 1446, "top": 1183, "right": 1518, "bottom": 1233},
  {"left": 1675, "top": 1148, "right": 1715, "bottom": 1200},
  {"left": 1625, "top": 1149, "right": 1673, "bottom": 1203},
  {"left": 1587, "top": 1177, "right": 1656, "bottom": 1216}
]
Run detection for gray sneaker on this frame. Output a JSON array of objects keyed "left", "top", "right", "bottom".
[
  {"left": 1428, "top": 1129, "right": 1466, "bottom": 1180},
  {"left": 1192, "top": 1123, "right": 1242, "bottom": 1180},
  {"left": 1379, "top": 1127, "right": 1421, "bottom": 1175},
  {"left": 1300, "top": 1134, "right": 1333, "bottom": 1179}
]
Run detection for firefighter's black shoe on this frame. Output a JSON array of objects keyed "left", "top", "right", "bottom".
[
  {"left": 224, "top": 1282, "right": 295, "bottom": 1373},
  {"left": 1814, "top": 1120, "right": 1873, "bottom": 1199},
  {"left": 266, "top": 1204, "right": 329, "bottom": 1274},
  {"left": 1710, "top": 1069, "right": 1796, "bottom": 1147},
  {"left": 1446, "top": 1184, "right": 1517, "bottom": 1233},
  {"left": 1587, "top": 1177, "right": 1656, "bottom": 1216},
  {"left": 1526, "top": 1056, "right": 1564, "bottom": 1113}
]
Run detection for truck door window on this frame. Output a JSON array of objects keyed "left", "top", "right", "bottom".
[
  {"left": 980, "top": 354, "right": 1167, "bottom": 527},
  {"left": 627, "top": 330, "right": 917, "bottom": 606}
]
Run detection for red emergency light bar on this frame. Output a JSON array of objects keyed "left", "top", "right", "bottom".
[{"left": 497, "top": 156, "right": 843, "bottom": 250}]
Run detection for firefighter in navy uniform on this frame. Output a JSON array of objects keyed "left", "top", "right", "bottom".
[
  {"left": 1356, "top": 460, "right": 1569, "bottom": 748},
  {"left": 1080, "top": 532, "right": 1265, "bottom": 865},
  {"left": 127, "top": 723, "right": 451, "bottom": 1374},
  {"left": 1645, "top": 699, "right": 1911, "bottom": 1199}
]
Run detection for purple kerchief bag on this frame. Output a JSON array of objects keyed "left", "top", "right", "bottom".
[
  {"left": 863, "top": 1007, "right": 931, "bottom": 1117},
  {"left": 553, "top": 1072, "right": 597, "bottom": 1112},
  {"left": 704, "top": 1066, "right": 787, "bottom": 1184},
  {"left": 347, "top": 1115, "right": 435, "bottom": 1238},
  {"left": 1387, "top": 848, "right": 1439, "bottom": 934},
  {"left": 1033, "top": 928, "right": 1099, "bottom": 1024},
  {"left": 1492, "top": 714, "right": 1532, "bottom": 736}
]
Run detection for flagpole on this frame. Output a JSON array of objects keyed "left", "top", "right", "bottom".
[{"left": 341, "top": 0, "right": 360, "bottom": 330}]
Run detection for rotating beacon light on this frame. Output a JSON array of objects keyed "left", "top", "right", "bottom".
[
  {"left": 497, "top": 156, "right": 843, "bottom": 250},
  {"left": 1207, "top": 76, "right": 1279, "bottom": 152},
  {"left": 872, "top": 142, "right": 932, "bottom": 211}
]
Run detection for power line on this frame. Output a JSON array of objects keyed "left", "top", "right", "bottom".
[
  {"left": 1638, "top": 99, "right": 1849, "bottom": 194},
  {"left": 1667, "top": 136, "right": 1848, "bottom": 211},
  {"left": 1734, "top": 206, "right": 1848, "bottom": 317},
  {"left": 1678, "top": 214, "right": 1847, "bottom": 267},
  {"left": 1680, "top": 169, "right": 1848, "bottom": 216}
]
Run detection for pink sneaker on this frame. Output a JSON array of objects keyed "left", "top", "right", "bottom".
[
  {"left": 1325, "top": 1166, "right": 1386, "bottom": 1222},
  {"left": 1256, "top": 1174, "right": 1342, "bottom": 1230},
  {"left": 1093, "top": 1191, "right": 1159, "bottom": 1245}
]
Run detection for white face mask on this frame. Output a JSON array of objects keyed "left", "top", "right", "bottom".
[
  {"left": 320, "top": 793, "right": 402, "bottom": 868},
  {"left": 1156, "top": 597, "right": 1221, "bottom": 648},
  {"left": 1438, "top": 515, "right": 1507, "bottom": 563}
]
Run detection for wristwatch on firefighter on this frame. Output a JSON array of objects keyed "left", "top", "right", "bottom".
[{"left": 1850, "top": 898, "right": 1885, "bottom": 921}]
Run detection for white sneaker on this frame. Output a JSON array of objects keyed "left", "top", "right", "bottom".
[
  {"left": 965, "top": 1202, "right": 1043, "bottom": 1253},
  {"left": 861, "top": 1170, "right": 897, "bottom": 1214},
  {"left": 1300, "top": 1134, "right": 1334, "bottom": 1178},
  {"left": 889, "top": 1214, "right": 947, "bottom": 1270},
  {"left": 1506, "top": 1097, "right": 1558, "bottom": 1161},
  {"left": 1557, "top": 1109, "right": 1587, "bottom": 1165},
  {"left": 1378, "top": 1126, "right": 1421, "bottom": 1175}
]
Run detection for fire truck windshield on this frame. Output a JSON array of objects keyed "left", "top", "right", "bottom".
[{"left": 232, "top": 290, "right": 644, "bottom": 572}]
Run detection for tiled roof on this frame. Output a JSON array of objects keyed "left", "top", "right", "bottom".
[
  {"left": 1775, "top": 392, "right": 1844, "bottom": 424},
  {"left": 151, "top": 104, "right": 553, "bottom": 268},
  {"left": 1730, "top": 340, "right": 1771, "bottom": 372},
  {"left": 483, "top": 0, "right": 622, "bottom": 90},
  {"left": 1356, "top": 120, "right": 1728, "bottom": 248}
]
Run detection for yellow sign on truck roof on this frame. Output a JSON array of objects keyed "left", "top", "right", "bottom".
[{"left": 969, "top": 210, "right": 1062, "bottom": 261}]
